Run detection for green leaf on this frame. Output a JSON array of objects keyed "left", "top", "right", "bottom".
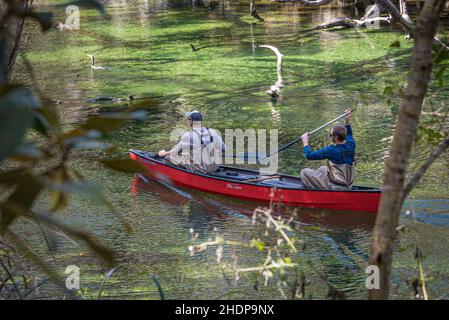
[
  {"left": 82, "top": 117, "right": 126, "bottom": 134},
  {"left": 9, "top": 142, "right": 45, "bottom": 161},
  {"left": 44, "top": 179, "right": 103, "bottom": 202},
  {"left": 34, "top": 213, "right": 115, "bottom": 265},
  {"left": 84, "top": 118, "right": 126, "bottom": 133},
  {"left": 99, "top": 158, "right": 147, "bottom": 173},
  {"left": 416, "top": 125, "right": 445, "bottom": 146},
  {"left": 32, "top": 110, "right": 51, "bottom": 136},
  {"left": 41, "top": 104, "right": 62, "bottom": 134},
  {"left": 0, "top": 173, "right": 43, "bottom": 231},
  {"left": 432, "top": 43, "right": 449, "bottom": 64},
  {"left": 57, "top": 168, "right": 132, "bottom": 233},
  {"left": 0, "top": 201, "right": 27, "bottom": 233},
  {"left": 49, "top": 168, "right": 70, "bottom": 212},
  {"left": 63, "top": 129, "right": 107, "bottom": 150},
  {"left": 435, "top": 65, "right": 447, "bottom": 88},
  {"left": 0, "top": 167, "right": 30, "bottom": 184},
  {"left": 250, "top": 239, "right": 264, "bottom": 252},
  {"left": 81, "top": 111, "right": 147, "bottom": 134},
  {"left": 0, "top": 85, "right": 40, "bottom": 162},
  {"left": 383, "top": 85, "right": 394, "bottom": 96},
  {"left": 48, "top": 169, "right": 133, "bottom": 234}
]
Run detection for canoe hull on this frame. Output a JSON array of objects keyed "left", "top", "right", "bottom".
[{"left": 130, "top": 150, "right": 381, "bottom": 213}]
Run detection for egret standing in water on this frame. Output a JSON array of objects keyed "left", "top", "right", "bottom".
[{"left": 87, "top": 54, "right": 106, "bottom": 70}]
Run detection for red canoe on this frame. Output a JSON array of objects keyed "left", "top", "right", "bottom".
[{"left": 129, "top": 149, "right": 381, "bottom": 213}]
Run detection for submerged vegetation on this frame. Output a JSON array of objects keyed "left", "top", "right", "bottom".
[{"left": 0, "top": 0, "right": 448, "bottom": 300}]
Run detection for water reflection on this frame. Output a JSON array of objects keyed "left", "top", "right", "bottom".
[{"left": 131, "top": 174, "right": 376, "bottom": 296}]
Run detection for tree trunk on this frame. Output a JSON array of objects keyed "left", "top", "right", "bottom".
[
  {"left": 368, "top": 0, "right": 447, "bottom": 300},
  {"left": 0, "top": 0, "right": 30, "bottom": 81}
]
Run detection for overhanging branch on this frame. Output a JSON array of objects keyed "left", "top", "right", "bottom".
[{"left": 403, "top": 135, "right": 449, "bottom": 200}]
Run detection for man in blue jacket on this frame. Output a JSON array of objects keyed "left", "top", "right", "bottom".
[{"left": 300, "top": 109, "right": 355, "bottom": 189}]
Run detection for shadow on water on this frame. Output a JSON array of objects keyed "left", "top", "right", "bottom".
[{"left": 131, "top": 174, "right": 376, "bottom": 229}]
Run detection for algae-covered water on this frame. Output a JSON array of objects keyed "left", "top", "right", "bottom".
[{"left": 10, "top": 0, "right": 449, "bottom": 299}]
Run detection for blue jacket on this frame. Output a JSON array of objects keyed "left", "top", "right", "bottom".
[{"left": 303, "top": 125, "right": 355, "bottom": 165}]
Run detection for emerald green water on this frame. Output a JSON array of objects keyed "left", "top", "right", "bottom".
[{"left": 10, "top": 0, "right": 449, "bottom": 299}]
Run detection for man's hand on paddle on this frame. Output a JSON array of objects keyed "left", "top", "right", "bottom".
[
  {"left": 344, "top": 108, "right": 352, "bottom": 125},
  {"left": 158, "top": 150, "right": 168, "bottom": 157},
  {"left": 301, "top": 133, "right": 309, "bottom": 146}
]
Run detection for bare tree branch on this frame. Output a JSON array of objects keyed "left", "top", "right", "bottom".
[
  {"left": 361, "top": 3, "right": 380, "bottom": 21},
  {"left": 278, "top": 0, "right": 415, "bottom": 32},
  {"left": 259, "top": 45, "right": 284, "bottom": 97},
  {"left": 434, "top": 36, "right": 449, "bottom": 50},
  {"left": 399, "top": 0, "right": 413, "bottom": 24},
  {"left": 373, "top": 0, "right": 414, "bottom": 31},
  {"left": 403, "top": 135, "right": 449, "bottom": 199},
  {"left": 421, "top": 111, "right": 449, "bottom": 118},
  {"left": 316, "top": 16, "right": 391, "bottom": 30}
]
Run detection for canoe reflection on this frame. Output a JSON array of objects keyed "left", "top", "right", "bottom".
[
  {"left": 131, "top": 174, "right": 375, "bottom": 295},
  {"left": 131, "top": 174, "right": 375, "bottom": 229}
]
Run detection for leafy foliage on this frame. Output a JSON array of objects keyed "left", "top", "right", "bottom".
[
  {"left": 432, "top": 42, "right": 449, "bottom": 88},
  {"left": 0, "top": 85, "right": 38, "bottom": 161},
  {"left": 0, "top": 0, "right": 160, "bottom": 298},
  {"left": 0, "top": 83, "right": 156, "bottom": 284}
]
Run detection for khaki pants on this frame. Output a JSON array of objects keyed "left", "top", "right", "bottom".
[
  {"left": 300, "top": 166, "right": 347, "bottom": 190},
  {"left": 164, "top": 154, "right": 218, "bottom": 174}
]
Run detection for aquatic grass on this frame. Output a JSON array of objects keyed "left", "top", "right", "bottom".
[
  {"left": 9, "top": 0, "right": 449, "bottom": 300},
  {"left": 21, "top": 10, "right": 414, "bottom": 102},
  {"left": 150, "top": 274, "right": 165, "bottom": 300},
  {"left": 97, "top": 267, "right": 116, "bottom": 300}
]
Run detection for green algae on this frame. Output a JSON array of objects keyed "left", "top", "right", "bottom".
[{"left": 10, "top": 0, "right": 449, "bottom": 300}]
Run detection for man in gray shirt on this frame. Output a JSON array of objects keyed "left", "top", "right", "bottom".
[{"left": 158, "top": 111, "right": 225, "bottom": 174}]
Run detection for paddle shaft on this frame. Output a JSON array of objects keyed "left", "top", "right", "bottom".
[{"left": 266, "top": 109, "right": 355, "bottom": 158}]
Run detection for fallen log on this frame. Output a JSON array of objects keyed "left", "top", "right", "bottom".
[{"left": 260, "top": 45, "right": 284, "bottom": 98}]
